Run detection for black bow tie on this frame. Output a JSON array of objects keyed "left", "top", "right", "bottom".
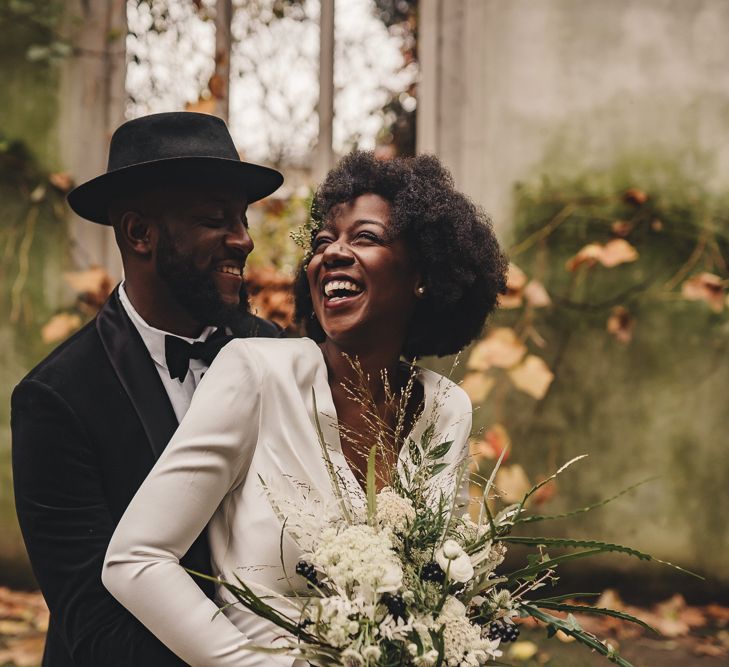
[{"left": 164, "top": 329, "right": 234, "bottom": 382}]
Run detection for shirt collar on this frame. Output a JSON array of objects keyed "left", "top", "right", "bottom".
[{"left": 118, "top": 282, "right": 217, "bottom": 371}]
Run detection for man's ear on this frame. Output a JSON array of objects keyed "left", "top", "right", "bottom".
[{"left": 119, "top": 211, "right": 156, "bottom": 257}]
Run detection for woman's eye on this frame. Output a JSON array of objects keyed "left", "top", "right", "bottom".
[
  {"left": 356, "top": 231, "right": 382, "bottom": 243},
  {"left": 312, "top": 236, "right": 332, "bottom": 251}
]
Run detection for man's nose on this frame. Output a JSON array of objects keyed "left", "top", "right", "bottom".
[{"left": 226, "top": 220, "right": 254, "bottom": 255}]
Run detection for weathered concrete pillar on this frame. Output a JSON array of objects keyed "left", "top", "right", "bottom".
[{"left": 59, "top": 0, "right": 126, "bottom": 280}]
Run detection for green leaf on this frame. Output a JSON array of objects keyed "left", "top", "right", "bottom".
[
  {"left": 533, "top": 601, "right": 659, "bottom": 634},
  {"left": 516, "top": 477, "right": 658, "bottom": 525},
  {"left": 506, "top": 548, "right": 605, "bottom": 581},
  {"left": 427, "top": 440, "right": 454, "bottom": 460},
  {"left": 408, "top": 437, "right": 421, "bottom": 465},
  {"left": 428, "top": 462, "right": 448, "bottom": 476},
  {"left": 521, "top": 603, "right": 635, "bottom": 667},
  {"left": 500, "top": 536, "right": 702, "bottom": 578},
  {"left": 517, "top": 455, "right": 588, "bottom": 513},
  {"left": 367, "top": 444, "right": 377, "bottom": 525}
]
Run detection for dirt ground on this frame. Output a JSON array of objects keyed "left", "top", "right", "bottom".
[{"left": 0, "top": 587, "right": 727, "bottom": 666}]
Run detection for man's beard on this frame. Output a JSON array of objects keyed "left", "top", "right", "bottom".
[{"left": 156, "top": 225, "right": 250, "bottom": 329}]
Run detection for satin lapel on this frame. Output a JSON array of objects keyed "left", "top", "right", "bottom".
[{"left": 96, "top": 287, "right": 179, "bottom": 460}]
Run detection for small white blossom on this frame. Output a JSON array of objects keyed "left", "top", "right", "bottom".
[
  {"left": 414, "top": 649, "right": 439, "bottom": 666},
  {"left": 376, "top": 487, "right": 416, "bottom": 534},
  {"left": 440, "top": 596, "right": 467, "bottom": 618},
  {"left": 311, "top": 525, "right": 403, "bottom": 598},
  {"left": 341, "top": 648, "right": 364, "bottom": 667},
  {"left": 437, "top": 609, "right": 502, "bottom": 666},
  {"left": 361, "top": 645, "right": 381, "bottom": 661}
]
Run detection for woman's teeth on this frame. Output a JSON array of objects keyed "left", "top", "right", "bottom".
[{"left": 323, "top": 280, "right": 363, "bottom": 298}]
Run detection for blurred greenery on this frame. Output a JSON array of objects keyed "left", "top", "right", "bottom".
[{"left": 461, "top": 166, "right": 729, "bottom": 588}]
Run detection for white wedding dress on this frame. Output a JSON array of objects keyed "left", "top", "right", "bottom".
[{"left": 103, "top": 337, "right": 471, "bottom": 667}]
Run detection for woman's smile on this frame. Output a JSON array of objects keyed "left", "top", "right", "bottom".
[{"left": 306, "top": 193, "right": 420, "bottom": 347}]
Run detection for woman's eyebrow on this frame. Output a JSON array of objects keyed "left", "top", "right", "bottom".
[{"left": 353, "top": 218, "right": 387, "bottom": 229}]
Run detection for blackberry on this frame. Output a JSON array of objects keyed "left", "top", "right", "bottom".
[
  {"left": 487, "top": 621, "right": 502, "bottom": 641},
  {"left": 421, "top": 561, "right": 445, "bottom": 583},
  {"left": 381, "top": 592, "right": 406, "bottom": 620},
  {"left": 295, "top": 560, "right": 318, "bottom": 586},
  {"left": 487, "top": 620, "right": 520, "bottom": 643},
  {"left": 502, "top": 623, "right": 520, "bottom": 642}
]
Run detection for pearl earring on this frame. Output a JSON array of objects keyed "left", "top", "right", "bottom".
[{"left": 416, "top": 286, "right": 426, "bottom": 296}]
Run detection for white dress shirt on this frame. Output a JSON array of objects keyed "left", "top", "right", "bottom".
[
  {"left": 103, "top": 337, "right": 472, "bottom": 667},
  {"left": 118, "top": 283, "right": 217, "bottom": 422}
]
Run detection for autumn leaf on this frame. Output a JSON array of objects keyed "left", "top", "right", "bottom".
[
  {"left": 461, "top": 372, "right": 495, "bottom": 404},
  {"left": 41, "top": 313, "right": 82, "bottom": 344},
  {"left": 600, "top": 239, "right": 639, "bottom": 267},
  {"left": 565, "top": 243, "right": 603, "bottom": 271},
  {"left": 508, "top": 355, "right": 554, "bottom": 400},
  {"left": 524, "top": 279, "right": 551, "bottom": 308},
  {"left": 565, "top": 239, "right": 639, "bottom": 271},
  {"left": 611, "top": 219, "right": 632, "bottom": 237},
  {"left": 467, "top": 328, "right": 527, "bottom": 371},
  {"left": 532, "top": 476, "right": 558, "bottom": 505},
  {"left": 185, "top": 97, "right": 216, "bottom": 115},
  {"left": 495, "top": 464, "right": 531, "bottom": 503},
  {"left": 499, "top": 263, "right": 527, "bottom": 309},
  {"left": 49, "top": 172, "right": 74, "bottom": 192},
  {"left": 607, "top": 306, "right": 634, "bottom": 344},
  {"left": 0, "top": 636, "right": 46, "bottom": 667},
  {"left": 681, "top": 272, "right": 725, "bottom": 313},
  {"left": 623, "top": 187, "right": 648, "bottom": 205},
  {"left": 64, "top": 266, "right": 112, "bottom": 296},
  {"left": 208, "top": 73, "right": 226, "bottom": 99},
  {"left": 470, "top": 423, "right": 510, "bottom": 462}
]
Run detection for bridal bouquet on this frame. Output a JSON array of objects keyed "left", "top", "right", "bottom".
[{"left": 196, "top": 367, "right": 689, "bottom": 667}]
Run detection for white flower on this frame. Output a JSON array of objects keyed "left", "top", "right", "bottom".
[
  {"left": 376, "top": 488, "right": 416, "bottom": 534},
  {"left": 362, "top": 645, "right": 381, "bottom": 661},
  {"left": 435, "top": 543, "right": 474, "bottom": 583},
  {"left": 311, "top": 524, "right": 403, "bottom": 598},
  {"left": 304, "top": 595, "right": 371, "bottom": 648},
  {"left": 440, "top": 596, "right": 466, "bottom": 618},
  {"left": 342, "top": 648, "right": 364, "bottom": 667},
  {"left": 441, "top": 539, "right": 464, "bottom": 560},
  {"left": 414, "top": 649, "right": 440, "bottom": 666},
  {"left": 436, "top": 608, "right": 502, "bottom": 666}
]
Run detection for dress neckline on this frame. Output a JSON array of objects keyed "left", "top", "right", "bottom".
[{"left": 306, "top": 339, "right": 434, "bottom": 499}]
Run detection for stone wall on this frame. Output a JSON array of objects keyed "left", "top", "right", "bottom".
[
  {"left": 418, "top": 0, "right": 729, "bottom": 231},
  {"left": 418, "top": 0, "right": 729, "bottom": 586}
]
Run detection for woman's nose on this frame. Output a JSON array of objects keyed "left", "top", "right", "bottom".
[{"left": 321, "top": 239, "right": 354, "bottom": 267}]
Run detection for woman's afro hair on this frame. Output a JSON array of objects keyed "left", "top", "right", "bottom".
[{"left": 294, "top": 150, "right": 508, "bottom": 358}]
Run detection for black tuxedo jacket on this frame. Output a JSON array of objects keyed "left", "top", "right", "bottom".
[{"left": 11, "top": 287, "right": 282, "bottom": 667}]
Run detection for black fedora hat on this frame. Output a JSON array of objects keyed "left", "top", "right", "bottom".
[{"left": 67, "top": 112, "right": 284, "bottom": 225}]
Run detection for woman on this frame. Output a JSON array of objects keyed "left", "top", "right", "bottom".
[{"left": 103, "top": 151, "right": 507, "bottom": 666}]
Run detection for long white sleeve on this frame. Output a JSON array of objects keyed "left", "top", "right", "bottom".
[{"left": 103, "top": 341, "right": 278, "bottom": 666}]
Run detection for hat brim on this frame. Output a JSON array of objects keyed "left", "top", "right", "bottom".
[{"left": 67, "top": 156, "right": 284, "bottom": 225}]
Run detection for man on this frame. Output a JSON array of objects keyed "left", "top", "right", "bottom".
[{"left": 11, "top": 112, "right": 284, "bottom": 666}]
